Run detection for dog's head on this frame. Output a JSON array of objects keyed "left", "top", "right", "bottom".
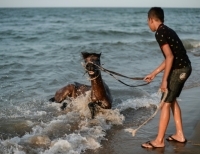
[{"left": 81, "top": 52, "right": 101, "bottom": 76}]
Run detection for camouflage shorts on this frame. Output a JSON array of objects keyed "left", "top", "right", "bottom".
[{"left": 162, "top": 65, "right": 192, "bottom": 103}]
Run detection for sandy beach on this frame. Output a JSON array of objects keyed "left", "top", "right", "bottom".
[{"left": 85, "top": 86, "right": 200, "bottom": 154}]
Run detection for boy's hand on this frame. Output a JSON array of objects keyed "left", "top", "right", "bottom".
[
  {"left": 143, "top": 73, "right": 155, "bottom": 83},
  {"left": 160, "top": 80, "right": 167, "bottom": 92}
]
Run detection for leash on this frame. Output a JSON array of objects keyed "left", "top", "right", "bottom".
[
  {"left": 125, "top": 89, "right": 168, "bottom": 136},
  {"left": 98, "top": 66, "right": 149, "bottom": 87},
  {"left": 82, "top": 61, "right": 149, "bottom": 87},
  {"left": 100, "top": 67, "right": 144, "bottom": 80}
]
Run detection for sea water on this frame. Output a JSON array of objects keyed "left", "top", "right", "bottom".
[{"left": 0, "top": 8, "right": 200, "bottom": 154}]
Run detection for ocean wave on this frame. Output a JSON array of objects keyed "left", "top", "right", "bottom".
[
  {"left": 0, "top": 90, "right": 163, "bottom": 154},
  {"left": 182, "top": 39, "right": 200, "bottom": 57},
  {"left": 182, "top": 39, "right": 200, "bottom": 50},
  {"left": 0, "top": 29, "right": 15, "bottom": 36},
  {"left": 116, "top": 92, "right": 160, "bottom": 112},
  {"left": 0, "top": 30, "right": 39, "bottom": 42},
  {"left": 0, "top": 92, "right": 124, "bottom": 153},
  {"left": 89, "top": 41, "right": 131, "bottom": 46},
  {"left": 0, "top": 62, "right": 24, "bottom": 70},
  {"left": 192, "top": 50, "right": 200, "bottom": 57},
  {"left": 68, "top": 35, "right": 83, "bottom": 40},
  {"left": 85, "top": 29, "right": 150, "bottom": 37}
]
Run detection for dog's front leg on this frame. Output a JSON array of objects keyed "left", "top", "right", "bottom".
[{"left": 88, "top": 102, "right": 100, "bottom": 119}]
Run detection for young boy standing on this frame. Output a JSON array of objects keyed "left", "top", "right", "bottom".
[{"left": 142, "top": 7, "right": 192, "bottom": 148}]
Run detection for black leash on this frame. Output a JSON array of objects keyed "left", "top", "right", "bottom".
[
  {"left": 98, "top": 65, "right": 150, "bottom": 87},
  {"left": 101, "top": 67, "right": 144, "bottom": 80}
]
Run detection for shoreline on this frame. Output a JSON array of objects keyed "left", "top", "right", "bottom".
[{"left": 85, "top": 86, "right": 200, "bottom": 154}]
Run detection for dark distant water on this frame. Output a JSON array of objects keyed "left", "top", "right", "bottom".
[{"left": 0, "top": 8, "right": 200, "bottom": 154}]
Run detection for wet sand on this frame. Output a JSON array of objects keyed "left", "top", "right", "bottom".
[{"left": 85, "top": 86, "right": 200, "bottom": 154}]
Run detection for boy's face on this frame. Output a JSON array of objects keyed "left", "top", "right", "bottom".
[{"left": 147, "top": 17, "right": 156, "bottom": 32}]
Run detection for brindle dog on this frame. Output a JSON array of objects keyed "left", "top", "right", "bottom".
[{"left": 49, "top": 52, "right": 112, "bottom": 118}]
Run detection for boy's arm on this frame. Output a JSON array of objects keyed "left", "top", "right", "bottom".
[
  {"left": 143, "top": 60, "right": 165, "bottom": 83},
  {"left": 144, "top": 44, "right": 174, "bottom": 85},
  {"left": 152, "top": 60, "right": 165, "bottom": 76},
  {"left": 160, "top": 44, "right": 174, "bottom": 91}
]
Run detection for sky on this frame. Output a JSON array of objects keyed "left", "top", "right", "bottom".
[{"left": 0, "top": 0, "right": 200, "bottom": 8}]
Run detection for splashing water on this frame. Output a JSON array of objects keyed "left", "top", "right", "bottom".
[
  {"left": 124, "top": 89, "right": 168, "bottom": 136},
  {"left": 0, "top": 91, "right": 125, "bottom": 154}
]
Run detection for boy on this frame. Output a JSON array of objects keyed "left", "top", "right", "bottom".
[{"left": 142, "top": 7, "right": 192, "bottom": 148}]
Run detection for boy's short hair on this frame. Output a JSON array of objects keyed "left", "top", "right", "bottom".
[{"left": 148, "top": 7, "right": 164, "bottom": 23}]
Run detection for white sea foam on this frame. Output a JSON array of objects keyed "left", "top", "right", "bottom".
[
  {"left": 116, "top": 92, "right": 161, "bottom": 112},
  {"left": 0, "top": 91, "right": 177, "bottom": 153},
  {"left": 191, "top": 41, "right": 200, "bottom": 48},
  {"left": 183, "top": 39, "right": 200, "bottom": 51},
  {"left": 0, "top": 91, "right": 125, "bottom": 154}
]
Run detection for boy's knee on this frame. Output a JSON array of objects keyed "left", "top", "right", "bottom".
[{"left": 163, "top": 102, "right": 172, "bottom": 108}]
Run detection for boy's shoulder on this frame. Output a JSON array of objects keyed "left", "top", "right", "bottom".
[
  {"left": 157, "top": 24, "right": 168, "bottom": 32},
  {"left": 156, "top": 24, "right": 176, "bottom": 37}
]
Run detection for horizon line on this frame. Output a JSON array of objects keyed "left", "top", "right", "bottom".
[{"left": 0, "top": 6, "right": 200, "bottom": 9}]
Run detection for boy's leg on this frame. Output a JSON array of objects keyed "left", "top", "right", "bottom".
[
  {"left": 152, "top": 102, "right": 171, "bottom": 146},
  {"left": 169, "top": 99, "right": 186, "bottom": 142},
  {"left": 142, "top": 101, "right": 172, "bottom": 148}
]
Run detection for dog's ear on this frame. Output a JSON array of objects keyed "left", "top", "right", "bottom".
[
  {"left": 81, "top": 52, "right": 101, "bottom": 59},
  {"left": 81, "top": 52, "right": 89, "bottom": 59}
]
